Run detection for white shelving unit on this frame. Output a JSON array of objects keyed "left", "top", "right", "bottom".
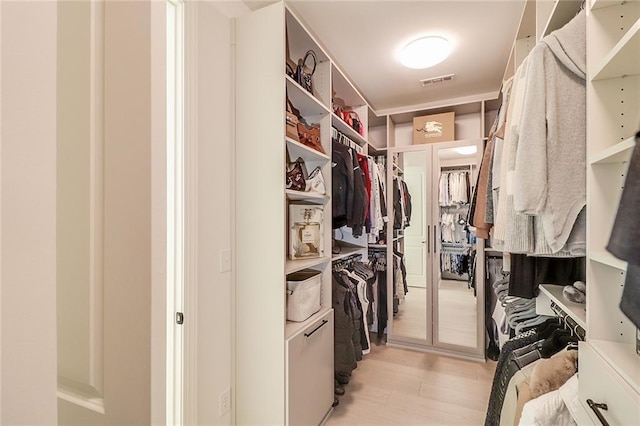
[
  {"left": 235, "top": 3, "right": 337, "bottom": 425},
  {"left": 235, "top": 2, "right": 391, "bottom": 423},
  {"left": 579, "top": 1, "right": 640, "bottom": 424},
  {"left": 589, "top": 250, "right": 627, "bottom": 271},
  {"left": 589, "top": 136, "right": 636, "bottom": 164}
]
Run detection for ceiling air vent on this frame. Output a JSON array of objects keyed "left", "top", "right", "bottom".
[{"left": 420, "top": 73, "right": 455, "bottom": 87}]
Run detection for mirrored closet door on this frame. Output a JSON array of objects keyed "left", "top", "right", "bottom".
[{"left": 386, "top": 140, "right": 485, "bottom": 358}]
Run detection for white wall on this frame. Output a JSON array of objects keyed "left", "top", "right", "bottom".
[
  {"left": 184, "top": 2, "right": 238, "bottom": 424},
  {"left": 0, "top": 1, "right": 58, "bottom": 424}
]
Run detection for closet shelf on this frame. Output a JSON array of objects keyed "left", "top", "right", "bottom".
[
  {"left": 286, "top": 137, "right": 330, "bottom": 161},
  {"left": 286, "top": 75, "right": 330, "bottom": 117},
  {"left": 591, "top": 17, "right": 640, "bottom": 81},
  {"left": 331, "top": 246, "right": 366, "bottom": 262},
  {"left": 589, "top": 250, "right": 627, "bottom": 270},
  {"left": 285, "top": 256, "right": 330, "bottom": 275},
  {"left": 590, "top": 0, "right": 624, "bottom": 11},
  {"left": 331, "top": 63, "right": 367, "bottom": 112},
  {"left": 538, "top": 284, "right": 587, "bottom": 330},
  {"left": 589, "top": 339, "right": 640, "bottom": 395},
  {"left": 285, "top": 189, "right": 328, "bottom": 202},
  {"left": 285, "top": 307, "right": 333, "bottom": 340},
  {"left": 541, "top": 0, "right": 583, "bottom": 39},
  {"left": 589, "top": 136, "right": 636, "bottom": 164},
  {"left": 367, "top": 143, "right": 386, "bottom": 156},
  {"left": 331, "top": 113, "right": 368, "bottom": 147}
]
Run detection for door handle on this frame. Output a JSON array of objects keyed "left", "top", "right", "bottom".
[
  {"left": 426, "top": 226, "right": 430, "bottom": 253},
  {"left": 433, "top": 225, "right": 437, "bottom": 253},
  {"left": 304, "top": 319, "right": 328, "bottom": 338},
  {"left": 586, "top": 399, "right": 609, "bottom": 426}
]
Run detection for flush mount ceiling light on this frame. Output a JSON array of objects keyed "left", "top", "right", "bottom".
[
  {"left": 399, "top": 36, "right": 451, "bottom": 69},
  {"left": 455, "top": 146, "right": 477, "bottom": 155}
]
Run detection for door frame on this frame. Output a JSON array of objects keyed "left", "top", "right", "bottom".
[
  {"left": 385, "top": 141, "right": 486, "bottom": 359},
  {"left": 386, "top": 144, "right": 434, "bottom": 347}
]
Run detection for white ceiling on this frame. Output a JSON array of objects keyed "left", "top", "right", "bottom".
[{"left": 285, "top": 0, "right": 526, "bottom": 114}]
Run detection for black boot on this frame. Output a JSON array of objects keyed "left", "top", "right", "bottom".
[{"left": 334, "top": 380, "right": 345, "bottom": 395}]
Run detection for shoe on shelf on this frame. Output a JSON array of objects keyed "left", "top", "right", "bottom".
[{"left": 562, "top": 285, "right": 585, "bottom": 304}]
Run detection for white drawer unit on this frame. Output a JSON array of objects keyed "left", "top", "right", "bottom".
[
  {"left": 286, "top": 310, "right": 334, "bottom": 425},
  {"left": 578, "top": 343, "right": 640, "bottom": 425}
]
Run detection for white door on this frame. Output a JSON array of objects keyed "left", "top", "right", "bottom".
[
  {"left": 403, "top": 151, "right": 430, "bottom": 288},
  {"left": 56, "top": 1, "right": 168, "bottom": 424}
]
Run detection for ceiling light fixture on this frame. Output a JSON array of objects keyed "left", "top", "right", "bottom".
[
  {"left": 455, "top": 146, "right": 477, "bottom": 155},
  {"left": 399, "top": 36, "right": 451, "bottom": 69}
]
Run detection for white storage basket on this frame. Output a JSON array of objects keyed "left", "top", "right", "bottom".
[{"left": 286, "top": 270, "right": 322, "bottom": 322}]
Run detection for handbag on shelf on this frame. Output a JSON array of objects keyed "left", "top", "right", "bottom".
[
  {"left": 286, "top": 98, "right": 300, "bottom": 141},
  {"left": 286, "top": 155, "right": 307, "bottom": 192},
  {"left": 305, "top": 166, "right": 326, "bottom": 195},
  {"left": 295, "top": 50, "right": 317, "bottom": 94},
  {"left": 344, "top": 110, "right": 365, "bottom": 136},
  {"left": 297, "top": 121, "right": 324, "bottom": 154}
]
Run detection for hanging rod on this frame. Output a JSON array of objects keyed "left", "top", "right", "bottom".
[
  {"left": 441, "top": 165, "right": 472, "bottom": 172},
  {"left": 332, "top": 127, "right": 364, "bottom": 154},
  {"left": 550, "top": 301, "right": 586, "bottom": 341}
]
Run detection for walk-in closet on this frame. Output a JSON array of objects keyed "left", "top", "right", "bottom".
[
  {"left": 234, "top": 0, "right": 640, "bottom": 425},
  {"left": 6, "top": 0, "right": 639, "bottom": 425}
]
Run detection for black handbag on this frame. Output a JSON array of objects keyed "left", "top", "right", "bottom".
[{"left": 295, "top": 50, "right": 317, "bottom": 94}]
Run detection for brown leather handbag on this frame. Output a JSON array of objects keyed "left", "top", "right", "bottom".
[
  {"left": 297, "top": 122, "right": 324, "bottom": 154},
  {"left": 286, "top": 98, "right": 300, "bottom": 141}
]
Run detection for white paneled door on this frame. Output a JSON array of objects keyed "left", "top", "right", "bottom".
[
  {"left": 56, "top": 1, "right": 167, "bottom": 424},
  {"left": 403, "top": 152, "right": 431, "bottom": 289}
]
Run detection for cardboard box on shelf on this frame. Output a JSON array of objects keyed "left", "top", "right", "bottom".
[{"left": 413, "top": 112, "right": 455, "bottom": 144}]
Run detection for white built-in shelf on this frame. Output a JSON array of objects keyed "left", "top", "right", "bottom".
[
  {"left": 285, "top": 256, "right": 330, "bottom": 275},
  {"left": 368, "top": 143, "right": 386, "bottom": 156},
  {"left": 368, "top": 244, "right": 387, "bottom": 249},
  {"left": 285, "top": 307, "right": 333, "bottom": 340},
  {"left": 331, "top": 63, "right": 367, "bottom": 112},
  {"left": 592, "top": 18, "right": 640, "bottom": 81},
  {"left": 331, "top": 246, "right": 366, "bottom": 262},
  {"left": 286, "top": 75, "right": 330, "bottom": 117},
  {"left": 590, "top": 250, "right": 627, "bottom": 270},
  {"left": 286, "top": 137, "right": 330, "bottom": 161},
  {"left": 590, "top": 136, "right": 636, "bottom": 164},
  {"left": 331, "top": 113, "right": 368, "bottom": 146},
  {"left": 285, "top": 189, "right": 327, "bottom": 203},
  {"left": 589, "top": 339, "right": 640, "bottom": 395},
  {"left": 539, "top": 284, "right": 587, "bottom": 330},
  {"left": 590, "top": 0, "right": 623, "bottom": 11},
  {"left": 541, "top": 0, "right": 583, "bottom": 38}
]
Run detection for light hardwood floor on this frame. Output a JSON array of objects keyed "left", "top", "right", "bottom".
[{"left": 325, "top": 341, "right": 496, "bottom": 425}]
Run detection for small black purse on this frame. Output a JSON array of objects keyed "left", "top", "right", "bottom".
[{"left": 295, "top": 50, "right": 317, "bottom": 94}]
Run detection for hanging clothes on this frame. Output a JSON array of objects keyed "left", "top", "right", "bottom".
[
  {"left": 439, "top": 171, "right": 471, "bottom": 206},
  {"left": 331, "top": 134, "right": 369, "bottom": 237},
  {"left": 513, "top": 10, "right": 587, "bottom": 254}
]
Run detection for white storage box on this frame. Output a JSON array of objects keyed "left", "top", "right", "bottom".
[{"left": 286, "top": 270, "right": 322, "bottom": 322}]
